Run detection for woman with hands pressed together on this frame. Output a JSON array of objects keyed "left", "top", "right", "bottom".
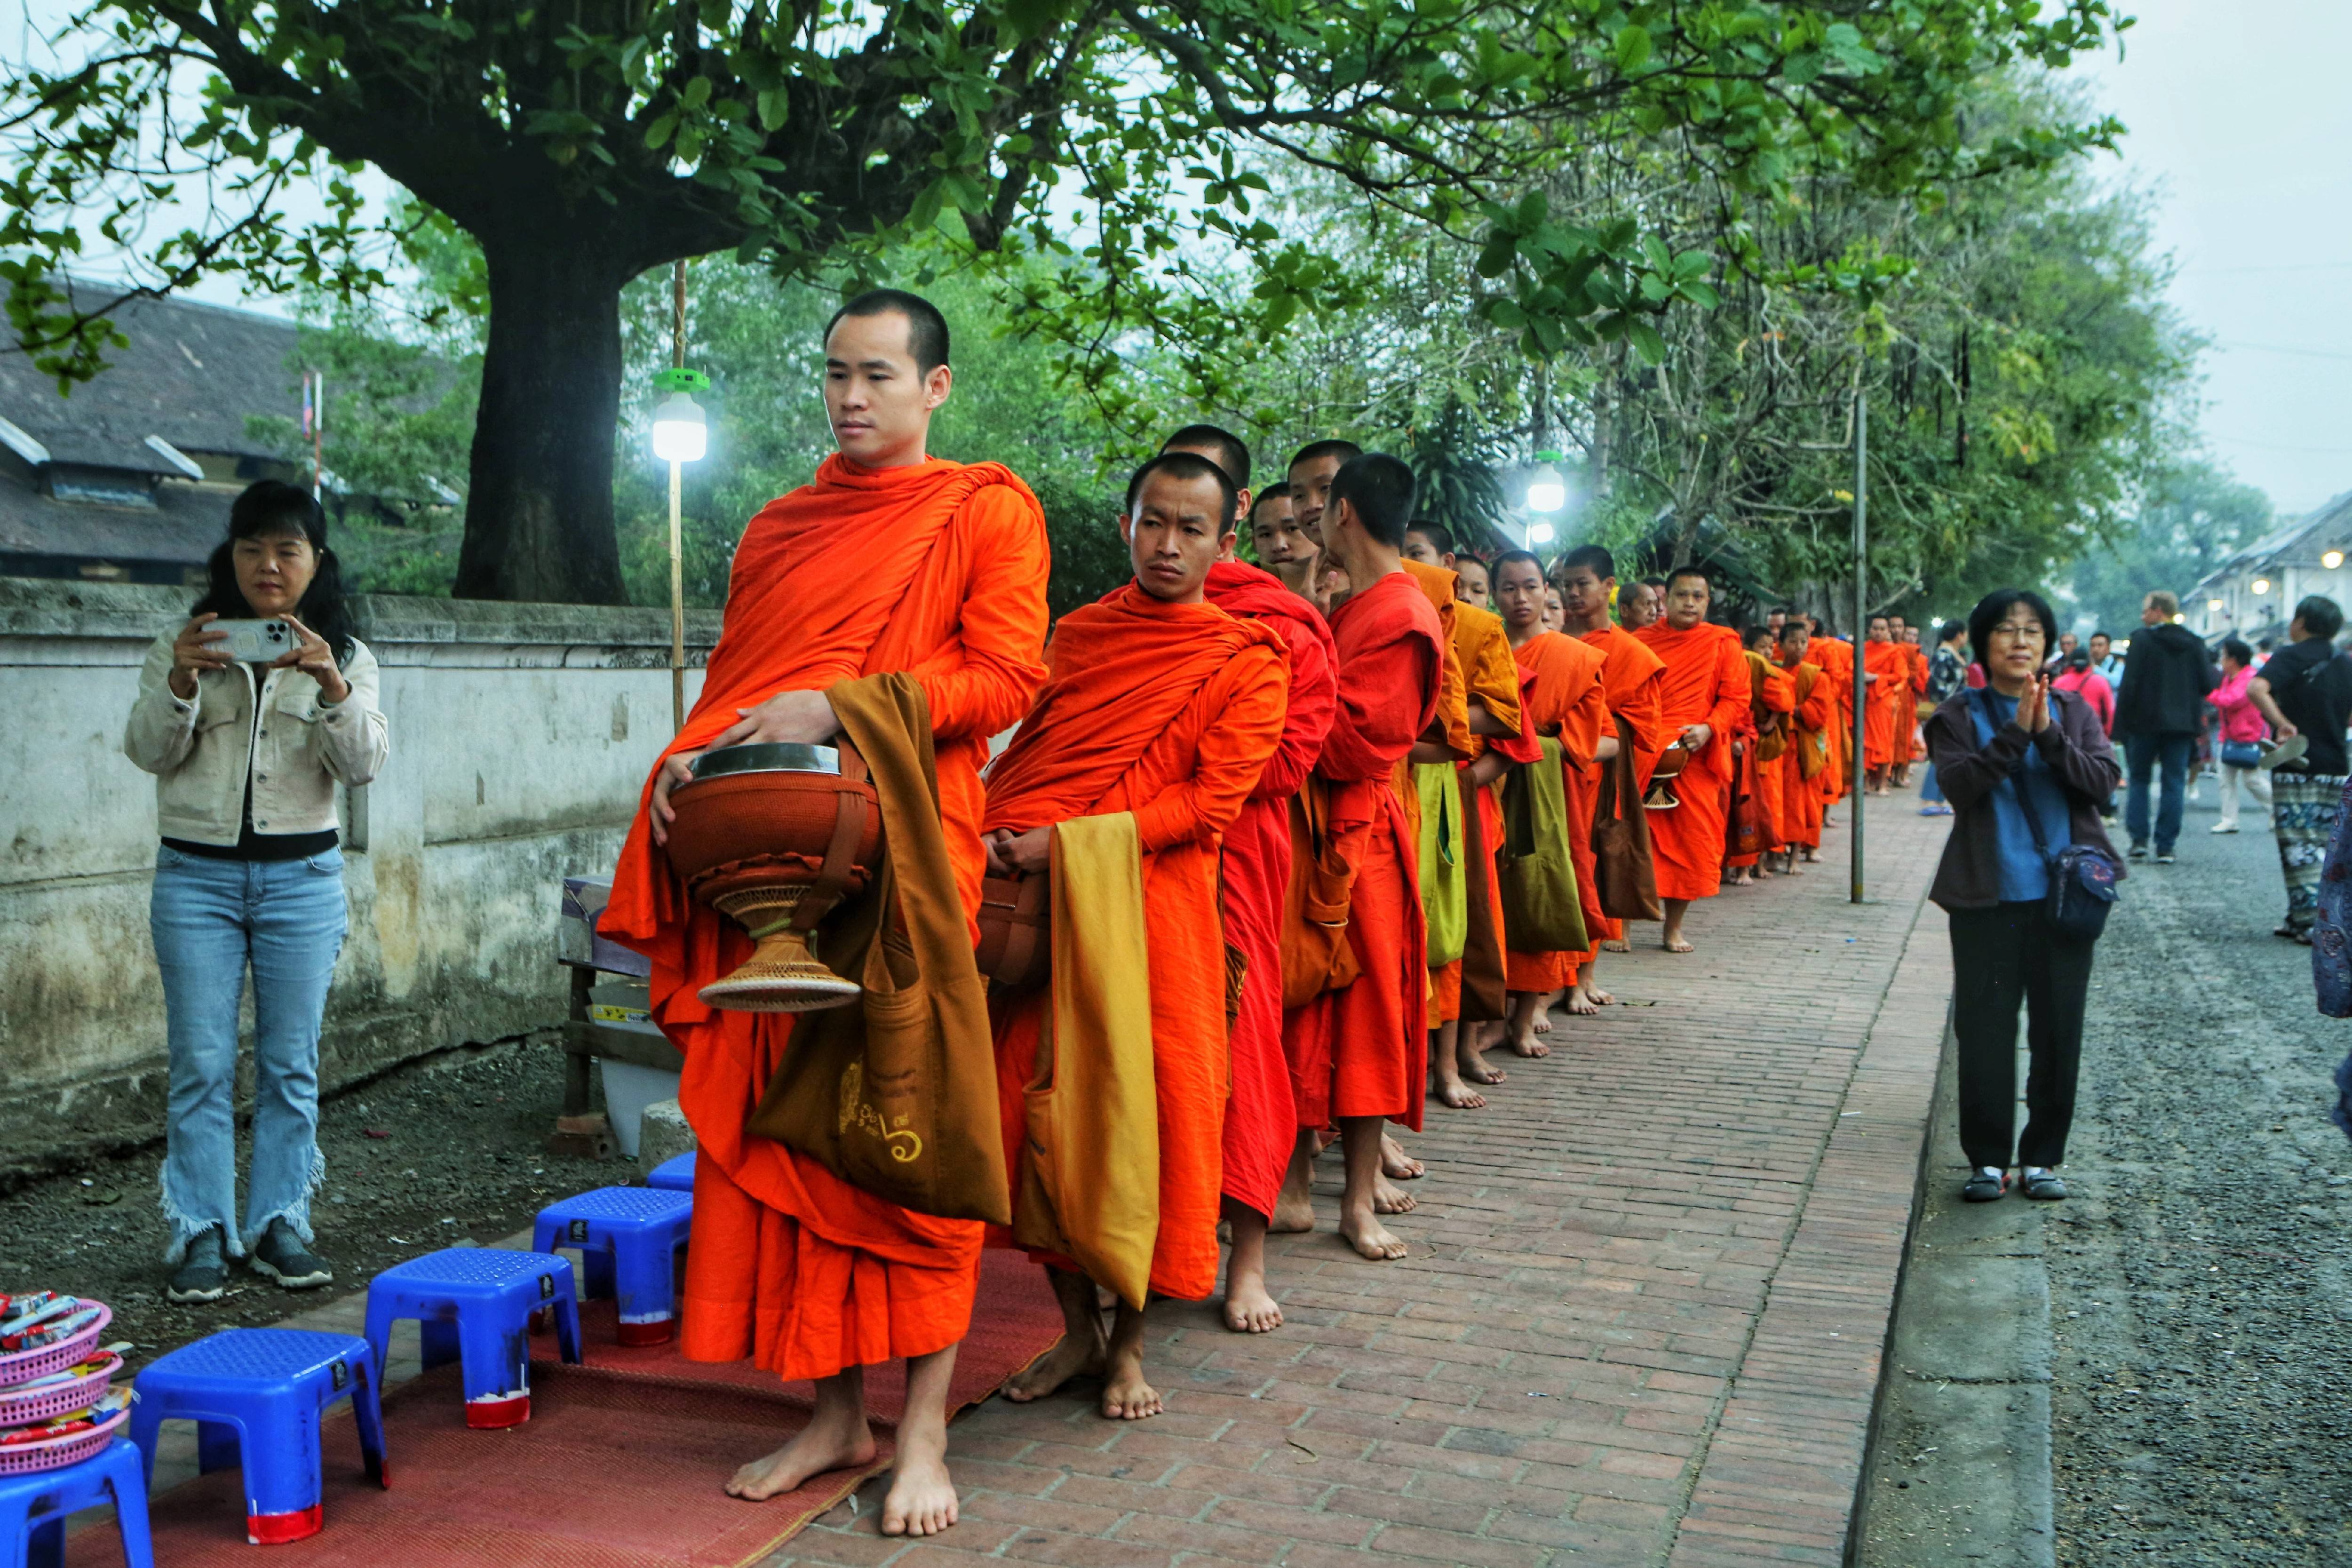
[
  {"left": 1923, "top": 589, "right": 2122, "bottom": 1206},
  {"left": 123, "top": 480, "right": 389, "bottom": 1304}
]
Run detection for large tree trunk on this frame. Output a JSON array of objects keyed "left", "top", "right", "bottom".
[{"left": 454, "top": 237, "right": 631, "bottom": 604}]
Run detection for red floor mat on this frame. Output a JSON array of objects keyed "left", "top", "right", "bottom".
[{"left": 83, "top": 1250, "right": 1059, "bottom": 1568}]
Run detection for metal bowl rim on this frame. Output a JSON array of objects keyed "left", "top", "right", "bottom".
[{"left": 687, "top": 742, "right": 842, "bottom": 780}]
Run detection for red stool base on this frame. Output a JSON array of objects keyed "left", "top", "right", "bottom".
[
  {"left": 248, "top": 1505, "right": 324, "bottom": 1544},
  {"left": 615, "top": 1317, "right": 675, "bottom": 1347},
  {"left": 464, "top": 1392, "right": 531, "bottom": 1429}
]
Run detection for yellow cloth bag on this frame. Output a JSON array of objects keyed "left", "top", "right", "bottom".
[{"left": 1012, "top": 812, "right": 1160, "bottom": 1309}]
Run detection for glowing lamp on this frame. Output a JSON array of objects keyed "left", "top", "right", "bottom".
[
  {"left": 2208, "top": 598, "right": 2225, "bottom": 612},
  {"left": 650, "top": 367, "right": 712, "bottom": 463},
  {"left": 1525, "top": 450, "right": 1567, "bottom": 513},
  {"left": 2327, "top": 550, "right": 2345, "bottom": 570},
  {"left": 2252, "top": 578, "right": 2271, "bottom": 596},
  {"left": 1529, "top": 521, "right": 1557, "bottom": 545}
]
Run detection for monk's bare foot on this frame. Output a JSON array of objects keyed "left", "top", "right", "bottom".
[
  {"left": 1727, "top": 868, "right": 1752, "bottom": 887},
  {"left": 1585, "top": 983, "right": 1614, "bottom": 1006},
  {"left": 879, "top": 1432, "right": 957, "bottom": 1536},
  {"left": 1100, "top": 1340, "right": 1162, "bottom": 1420},
  {"left": 1222, "top": 1275, "right": 1282, "bottom": 1334},
  {"left": 1381, "top": 1134, "right": 1423, "bottom": 1180},
  {"left": 1663, "top": 934, "right": 1695, "bottom": 955},
  {"left": 1341, "top": 1210, "right": 1410, "bottom": 1261},
  {"left": 1436, "top": 1078, "right": 1486, "bottom": 1109},
  {"left": 1565, "top": 985, "right": 1601, "bottom": 1017},
  {"left": 1373, "top": 1175, "right": 1417, "bottom": 1214},
  {"left": 1000, "top": 1329, "right": 1104, "bottom": 1404},
  {"left": 1270, "top": 1184, "right": 1315, "bottom": 1232},
  {"left": 725, "top": 1407, "right": 876, "bottom": 1500},
  {"left": 1457, "top": 1039, "right": 1505, "bottom": 1086},
  {"left": 1601, "top": 938, "right": 1631, "bottom": 953},
  {"left": 1508, "top": 1027, "right": 1550, "bottom": 1058}
]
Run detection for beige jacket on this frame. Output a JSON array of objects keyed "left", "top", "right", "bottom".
[{"left": 122, "top": 631, "right": 391, "bottom": 845}]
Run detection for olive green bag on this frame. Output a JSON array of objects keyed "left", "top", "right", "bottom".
[
  {"left": 1414, "top": 761, "right": 1469, "bottom": 968},
  {"left": 1497, "top": 737, "right": 1590, "bottom": 955}
]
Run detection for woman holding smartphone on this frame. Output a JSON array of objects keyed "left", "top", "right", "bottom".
[{"left": 123, "top": 480, "right": 390, "bottom": 1303}]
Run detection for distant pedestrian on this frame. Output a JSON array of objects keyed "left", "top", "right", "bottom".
[
  {"left": 122, "top": 481, "right": 390, "bottom": 1305},
  {"left": 1917, "top": 620, "right": 1969, "bottom": 817},
  {"left": 2054, "top": 648, "right": 2115, "bottom": 733},
  {"left": 2247, "top": 596, "right": 2352, "bottom": 943},
  {"left": 2114, "top": 589, "right": 2217, "bottom": 864},
  {"left": 2090, "top": 630, "right": 2124, "bottom": 688},
  {"left": 1926, "top": 589, "right": 2122, "bottom": 1204},
  {"left": 2206, "top": 638, "right": 2273, "bottom": 835}
]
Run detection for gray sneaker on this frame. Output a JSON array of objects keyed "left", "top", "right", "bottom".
[
  {"left": 167, "top": 1226, "right": 230, "bottom": 1304},
  {"left": 250, "top": 1218, "right": 334, "bottom": 1289}
]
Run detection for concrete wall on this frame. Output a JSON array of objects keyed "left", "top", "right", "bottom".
[{"left": 0, "top": 578, "right": 720, "bottom": 1180}]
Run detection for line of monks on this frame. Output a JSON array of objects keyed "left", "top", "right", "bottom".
[{"left": 597, "top": 291, "right": 1931, "bottom": 1539}]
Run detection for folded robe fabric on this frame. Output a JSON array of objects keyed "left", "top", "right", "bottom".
[
  {"left": 1634, "top": 620, "right": 1750, "bottom": 903},
  {"left": 1507, "top": 630, "right": 1609, "bottom": 988},
  {"left": 601, "top": 453, "right": 1049, "bottom": 1384},
  {"left": 1011, "top": 811, "right": 1157, "bottom": 1309},
  {"left": 1579, "top": 624, "right": 1668, "bottom": 937}
]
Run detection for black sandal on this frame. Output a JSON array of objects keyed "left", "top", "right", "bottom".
[
  {"left": 1962, "top": 1168, "right": 2008, "bottom": 1202},
  {"left": 2020, "top": 1170, "right": 2068, "bottom": 1201}
]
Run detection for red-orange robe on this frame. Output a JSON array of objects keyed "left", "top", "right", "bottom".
[
  {"left": 1814, "top": 642, "right": 1852, "bottom": 803},
  {"left": 1633, "top": 621, "right": 1749, "bottom": 902},
  {"left": 984, "top": 587, "right": 1287, "bottom": 1301},
  {"left": 1734, "top": 653, "right": 1795, "bottom": 866},
  {"left": 1862, "top": 639, "right": 1909, "bottom": 768},
  {"left": 1433, "top": 597, "right": 1536, "bottom": 1023},
  {"left": 1203, "top": 561, "right": 1336, "bottom": 1219},
  {"left": 1578, "top": 624, "right": 1668, "bottom": 940},
  {"left": 603, "top": 454, "right": 1049, "bottom": 1382},
  {"left": 1288, "top": 570, "right": 1443, "bottom": 1132},
  {"left": 1776, "top": 657, "right": 1832, "bottom": 848},
  {"left": 1505, "top": 631, "right": 1609, "bottom": 992}
]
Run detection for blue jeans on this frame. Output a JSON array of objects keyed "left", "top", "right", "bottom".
[
  {"left": 150, "top": 845, "right": 348, "bottom": 1260},
  {"left": 2123, "top": 733, "right": 2194, "bottom": 853},
  {"left": 1919, "top": 762, "right": 1945, "bottom": 803}
]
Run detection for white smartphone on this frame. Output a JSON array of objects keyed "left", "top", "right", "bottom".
[{"left": 210, "top": 619, "right": 293, "bottom": 662}]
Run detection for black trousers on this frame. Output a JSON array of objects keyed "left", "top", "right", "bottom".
[{"left": 1947, "top": 901, "right": 2097, "bottom": 1170}]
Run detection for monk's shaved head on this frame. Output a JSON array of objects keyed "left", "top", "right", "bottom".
[
  {"left": 1661, "top": 568, "right": 1711, "bottom": 631},
  {"left": 1126, "top": 450, "right": 1237, "bottom": 527},
  {"left": 1326, "top": 453, "right": 1416, "bottom": 549},
  {"left": 1124, "top": 454, "right": 1230, "bottom": 605},
  {"left": 1162, "top": 424, "right": 1251, "bottom": 488},
  {"left": 826, "top": 288, "right": 949, "bottom": 373}
]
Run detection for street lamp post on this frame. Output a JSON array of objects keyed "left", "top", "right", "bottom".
[
  {"left": 1851, "top": 393, "right": 1868, "bottom": 905},
  {"left": 650, "top": 260, "right": 709, "bottom": 734}
]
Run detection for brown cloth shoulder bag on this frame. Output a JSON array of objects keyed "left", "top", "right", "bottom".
[
  {"left": 1280, "top": 775, "right": 1362, "bottom": 1008},
  {"left": 743, "top": 672, "right": 1011, "bottom": 1227},
  {"left": 1591, "top": 712, "right": 1664, "bottom": 922}
]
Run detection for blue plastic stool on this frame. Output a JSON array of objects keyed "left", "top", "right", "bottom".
[
  {"left": 126, "top": 1328, "right": 385, "bottom": 1545},
  {"left": 645, "top": 1152, "right": 696, "bottom": 1193},
  {"left": 0, "top": 1438, "right": 153, "bottom": 1568},
  {"left": 363, "top": 1249, "right": 580, "bottom": 1430},
  {"left": 532, "top": 1186, "right": 694, "bottom": 1346}
]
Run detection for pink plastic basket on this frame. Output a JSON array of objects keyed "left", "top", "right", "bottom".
[
  {"left": 0, "top": 1401, "right": 128, "bottom": 1476},
  {"left": 0, "top": 1353, "right": 119, "bottom": 1430},
  {"left": 0, "top": 1302, "right": 111, "bottom": 1391}
]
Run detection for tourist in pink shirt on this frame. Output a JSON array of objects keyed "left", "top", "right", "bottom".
[
  {"left": 2053, "top": 649, "right": 2115, "bottom": 733},
  {"left": 2207, "top": 637, "right": 2272, "bottom": 833}
]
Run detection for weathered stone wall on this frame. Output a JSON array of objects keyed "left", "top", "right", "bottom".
[{"left": 0, "top": 578, "right": 719, "bottom": 1180}]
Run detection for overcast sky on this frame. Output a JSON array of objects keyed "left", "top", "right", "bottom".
[{"left": 2078, "top": 0, "right": 2352, "bottom": 518}]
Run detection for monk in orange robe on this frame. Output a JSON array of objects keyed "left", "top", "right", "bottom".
[
  {"left": 1861, "top": 615, "right": 1908, "bottom": 791},
  {"left": 1727, "top": 626, "right": 1795, "bottom": 884},
  {"left": 1773, "top": 620, "right": 1833, "bottom": 865},
  {"left": 1620, "top": 577, "right": 1664, "bottom": 632},
  {"left": 1158, "top": 423, "right": 1339, "bottom": 1335},
  {"left": 1811, "top": 624, "right": 1853, "bottom": 807},
  {"left": 1279, "top": 452, "right": 1442, "bottom": 1262},
  {"left": 1633, "top": 568, "right": 1749, "bottom": 955},
  {"left": 1557, "top": 545, "right": 1666, "bottom": 989},
  {"left": 604, "top": 291, "right": 1047, "bottom": 1536},
  {"left": 987, "top": 452, "right": 1287, "bottom": 1418},
  {"left": 1405, "top": 523, "right": 1535, "bottom": 1104},
  {"left": 1454, "top": 554, "right": 1494, "bottom": 611},
  {"left": 1493, "top": 549, "right": 1611, "bottom": 1043},
  {"left": 1892, "top": 618, "right": 1930, "bottom": 780}
]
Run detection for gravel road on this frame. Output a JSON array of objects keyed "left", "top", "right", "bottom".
[
  {"left": 2050, "top": 783, "right": 2352, "bottom": 1565},
  {"left": 0, "top": 1033, "right": 617, "bottom": 1362}
]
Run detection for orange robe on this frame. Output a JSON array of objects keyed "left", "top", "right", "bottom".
[
  {"left": 1288, "top": 571, "right": 1443, "bottom": 1132},
  {"left": 1505, "top": 631, "right": 1609, "bottom": 992},
  {"left": 1862, "top": 639, "right": 1909, "bottom": 768},
  {"left": 1775, "top": 658, "right": 1832, "bottom": 848},
  {"left": 1578, "top": 624, "right": 1669, "bottom": 940},
  {"left": 984, "top": 587, "right": 1287, "bottom": 1300},
  {"left": 1433, "top": 596, "right": 1536, "bottom": 1022},
  {"left": 1814, "top": 642, "right": 1851, "bottom": 803},
  {"left": 1633, "top": 621, "right": 1748, "bottom": 902},
  {"left": 1733, "top": 653, "right": 1795, "bottom": 866},
  {"left": 1203, "top": 562, "right": 1336, "bottom": 1219},
  {"left": 603, "top": 455, "right": 1049, "bottom": 1382}
]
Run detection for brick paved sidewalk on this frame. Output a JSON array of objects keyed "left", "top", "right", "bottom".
[{"left": 782, "top": 799, "right": 1956, "bottom": 1568}]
